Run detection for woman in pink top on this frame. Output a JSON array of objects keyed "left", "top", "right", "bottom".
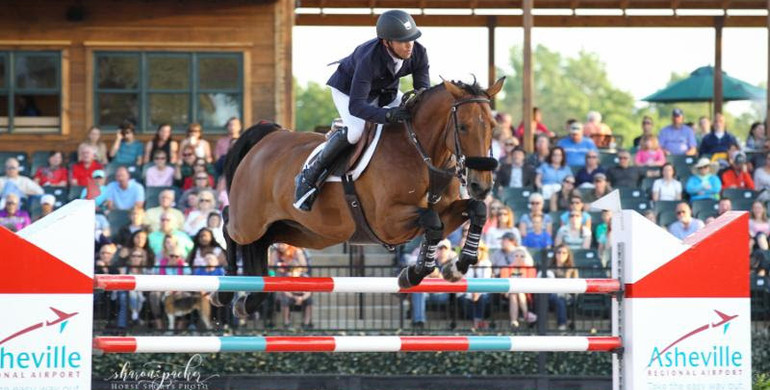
[
  {"left": 634, "top": 135, "right": 666, "bottom": 167},
  {"left": 144, "top": 150, "right": 175, "bottom": 187},
  {"left": 750, "top": 201, "right": 770, "bottom": 251}
]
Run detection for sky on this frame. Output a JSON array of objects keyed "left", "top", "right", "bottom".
[{"left": 293, "top": 26, "right": 768, "bottom": 116}]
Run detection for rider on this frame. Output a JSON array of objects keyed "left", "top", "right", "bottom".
[{"left": 293, "top": 9, "right": 430, "bottom": 211}]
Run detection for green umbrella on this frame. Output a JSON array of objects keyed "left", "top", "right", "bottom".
[{"left": 642, "top": 66, "right": 765, "bottom": 103}]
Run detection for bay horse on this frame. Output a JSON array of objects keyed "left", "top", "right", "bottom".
[{"left": 214, "top": 78, "right": 505, "bottom": 318}]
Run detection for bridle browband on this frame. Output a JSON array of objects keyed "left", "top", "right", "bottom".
[{"left": 402, "top": 90, "right": 499, "bottom": 205}]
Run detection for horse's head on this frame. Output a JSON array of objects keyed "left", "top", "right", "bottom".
[{"left": 439, "top": 77, "right": 505, "bottom": 199}]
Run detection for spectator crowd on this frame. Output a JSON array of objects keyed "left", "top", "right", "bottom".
[{"left": 1, "top": 106, "right": 768, "bottom": 333}]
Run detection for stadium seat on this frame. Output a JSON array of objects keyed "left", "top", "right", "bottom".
[
  {"left": 620, "top": 198, "right": 650, "bottom": 212},
  {"left": 43, "top": 187, "right": 68, "bottom": 206},
  {"left": 691, "top": 199, "right": 718, "bottom": 220},
  {"left": 656, "top": 210, "right": 678, "bottom": 228},
  {"left": 640, "top": 177, "right": 657, "bottom": 196},
  {"left": 106, "top": 209, "right": 131, "bottom": 233},
  {"left": 616, "top": 187, "right": 644, "bottom": 199},
  {"left": 722, "top": 189, "right": 758, "bottom": 203},
  {"left": 501, "top": 187, "right": 535, "bottom": 209},
  {"left": 30, "top": 151, "right": 53, "bottom": 176},
  {"left": 68, "top": 185, "right": 85, "bottom": 201},
  {"left": 598, "top": 152, "right": 618, "bottom": 167},
  {"left": 653, "top": 200, "right": 679, "bottom": 215}
]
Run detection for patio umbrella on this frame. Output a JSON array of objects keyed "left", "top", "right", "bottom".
[{"left": 642, "top": 66, "right": 765, "bottom": 103}]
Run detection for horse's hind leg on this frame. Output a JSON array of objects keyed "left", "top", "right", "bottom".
[
  {"left": 398, "top": 209, "right": 444, "bottom": 289},
  {"left": 442, "top": 199, "right": 486, "bottom": 282},
  {"left": 232, "top": 234, "right": 272, "bottom": 319},
  {"left": 210, "top": 207, "right": 238, "bottom": 308}
]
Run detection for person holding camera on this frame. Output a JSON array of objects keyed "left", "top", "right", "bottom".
[{"left": 109, "top": 121, "right": 144, "bottom": 166}]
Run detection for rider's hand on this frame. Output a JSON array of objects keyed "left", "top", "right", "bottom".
[{"left": 385, "top": 107, "right": 411, "bottom": 123}]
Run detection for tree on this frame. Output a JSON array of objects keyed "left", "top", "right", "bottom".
[
  {"left": 497, "top": 45, "right": 638, "bottom": 147},
  {"left": 294, "top": 79, "right": 337, "bottom": 132}
]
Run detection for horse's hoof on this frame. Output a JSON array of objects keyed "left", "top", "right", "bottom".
[
  {"left": 441, "top": 260, "right": 464, "bottom": 283},
  {"left": 232, "top": 295, "right": 250, "bottom": 319},
  {"left": 398, "top": 267, "right": 420, "bottom": 289},
  {"left": 209, "top": 291, "right": 234, "bottom": 307}
]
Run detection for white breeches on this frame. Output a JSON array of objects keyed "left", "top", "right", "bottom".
[{"left": 330, "top": 87, "right": 403, "bottom": 143}]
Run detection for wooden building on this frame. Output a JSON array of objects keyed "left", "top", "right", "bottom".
[{"left": 0, "top": 0, "right": 294, "bottom": 155}]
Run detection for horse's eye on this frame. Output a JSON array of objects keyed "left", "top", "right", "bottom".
[{"left": 459, "top": 124, "right": 469, "bottom": 132}]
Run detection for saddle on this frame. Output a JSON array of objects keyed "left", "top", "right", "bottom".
[{"left": 327, "top": 120, "right": 378, "bottom": 176}]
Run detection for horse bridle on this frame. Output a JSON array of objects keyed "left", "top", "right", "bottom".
[{"left": 403, "top": 94, "right": 499, "bottom": 204}]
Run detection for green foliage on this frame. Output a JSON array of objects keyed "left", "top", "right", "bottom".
[
  {"left": 497, "top": 45, "right": 638, "bottom": 147},
  {"left": 294, "top": 79, "right": 337, "bottom": 132},
  {"left": 496, "top": 46, "right": 765, "bottom": 148}
]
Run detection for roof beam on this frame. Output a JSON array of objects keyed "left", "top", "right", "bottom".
[
  {"left": 295, "top": 0, "right": 769, "bottom": 9},
  {"left": 295, "top": 14, "right": 767, "bottom": 27}
]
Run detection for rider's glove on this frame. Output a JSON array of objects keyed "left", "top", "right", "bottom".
[{"left": 385, "top": 107, "right": 411, "bottom": 123}]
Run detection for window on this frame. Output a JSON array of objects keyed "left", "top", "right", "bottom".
[
  {"left": 94, "top": 52, "right": 243, "bottom": 133},
  {"left": 0, "top": 51, "right": 62, "bottom": 133}
]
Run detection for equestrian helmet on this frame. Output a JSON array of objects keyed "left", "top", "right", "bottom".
[{"left": 376, "top": 10, "right": 421, "bottom": 42}]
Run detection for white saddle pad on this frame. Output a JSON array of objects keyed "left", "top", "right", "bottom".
[{"left": 303, "top": 124, "right": 383, "bottom": 182}]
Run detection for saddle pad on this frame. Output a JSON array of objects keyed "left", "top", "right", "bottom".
[{"left": 304, "top": 124, "right": 383, "bottom": 183}]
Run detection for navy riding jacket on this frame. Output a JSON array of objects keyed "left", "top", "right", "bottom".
[{"left": 327, "top": 38, "right": 430, "bottom": 124}]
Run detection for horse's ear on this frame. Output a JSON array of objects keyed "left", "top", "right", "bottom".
[
  {"left": 486, "top": 77, "right": 506, "bottom": 98},
  {"left": 443, "top": 80, "right": 465, "bottom": 99}
]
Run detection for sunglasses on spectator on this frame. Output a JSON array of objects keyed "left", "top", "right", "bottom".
[
  {"left": 5, "top": 201, "right": 17, "bottom": 205},
  {"left": 130, "top": 254, "right": 144, "bottom": 258},
  {"left": 570, "top": 214, "right": 581, "bottom": 218},
  {"left": 587, "top": 155, "right": 598, "bottom": 159},
  {"left": 199, "top": 198, "right": 213, "bottom": 203},
  {"left": 676, "top": 210, "right": 686, "bottom": 215},
  {"left": 643, "top": 121, "right": 652, "bottom": 125},
  {"left": 570, "top": 201, "right": 581, "bottom": 205},
  {"left": 99, "top": 251, "right": 114, "bottom": 256},
  {"left": 5, "top": 166, "right": 17, "bottom": 170},
  {"left": 557, "top": 250, "right": 568, "bottom": 255},
  {"left": 196, "top": 176, "right": 208, "bottom": 180},
  {"left": 154, "top": 156, "right": 167, "bottom": 160},
  {"left": 169, "top": 254, "right": 182, "bottom": 258},
  {"left": 183, "top": 153, "right": 193, "bottom": 157},
  {"left": 529, "top": 201, "right": 541, "bottom": 205},
  {"left": 619, "top": 156, "right": 629, "bottom": 160},
  {"left": 564, "top": 180, "right": 575, "bottom": 184}
]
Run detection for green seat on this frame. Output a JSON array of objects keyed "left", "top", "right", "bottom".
[
  {"left": 722, "top": 188, "right": 758, "bottom": 203},
  {"left": 68, "top": 185, "right": 85, "bottom": 201},
  {"left": 620, "top": 198, "right": 650, "bottom": 212},
  {"left": 640, "top": 177, "right": 657, "bottom": 197},
  {"left": 502, "top": 187, "right": 535, "bottom": 209},
  {"left": 106, "top": 209, "right": 131, "bottom": 233},
  {"left": 599, "top": 152, "right": 618, "bottom": 167},
  {"left": 653, "top": 200, "right": 679, "bottom": 215},
  {"left": 691, "top": 199, "right": 717, "bottom": 220},
  {"left": 617, "top": 186, "right": 644, "bottom": 199},
  {"left": 657, "top": 210, "right": 678, "bottom": 229}
]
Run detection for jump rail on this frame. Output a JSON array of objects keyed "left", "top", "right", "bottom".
[
  {"left": 93, "top": 336, "right": 623, "bottom": 354},
  {"left": 94, "top": 275, "right": 621, "bottom": 294}
]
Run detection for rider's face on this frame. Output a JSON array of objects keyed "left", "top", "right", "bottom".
[{"left": 388, "top": 40, "right": 414, "bottom": 59}]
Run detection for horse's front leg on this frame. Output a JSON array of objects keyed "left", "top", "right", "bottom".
[
  {"left": 397, "top": 208, "right": 444, "bottom": 289},
  {"left": 441, "top": 198, "right": 486, "bottom": 282}
]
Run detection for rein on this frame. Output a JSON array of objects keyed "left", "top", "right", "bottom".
[{"left": 401, "top": 91, "right": 497, "bottom": 206}]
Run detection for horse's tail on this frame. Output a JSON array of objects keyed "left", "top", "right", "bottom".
[{"left": 223, "top": 121, "right": 282, "bottom": 193}]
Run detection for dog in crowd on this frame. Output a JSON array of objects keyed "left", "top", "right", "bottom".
[{"left": 163, "top": 291, "right": 212, "bottom": 330}]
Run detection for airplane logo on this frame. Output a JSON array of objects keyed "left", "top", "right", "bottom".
[
  {"left": 655, "top": 309, "right": 738, "bottom": 357},
  {"left": 0, "top": 307, "right": 78, "bottom": 346}
]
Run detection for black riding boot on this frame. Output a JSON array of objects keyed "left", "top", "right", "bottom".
[{"left": 293, "top": 128, "right": 353, "bottom": 211}]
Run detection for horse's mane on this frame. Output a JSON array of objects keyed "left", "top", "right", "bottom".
[{"left": 403, "top": 79, "right": 488, "bottom": 112}]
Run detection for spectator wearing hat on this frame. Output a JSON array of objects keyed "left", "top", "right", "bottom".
[
  {"left": 490, "top": 232, "right": 519, "bottom": 276},
  {"left": 36, "top": 194, "right": 57, "bottom": 221},
  {"left": 103, "top": 166, "right": 146, "bottom": 211},
  {"left": 607, "top": 149, "right": 643, "bottom": 188},
  {"left": 658, "top": 108, "right": 697, "bottom": 156},
  {"left": 557, "top": 122, "right": 598, "bottom": 167},
  {"left": 668, "top": 202, "right": 705, "bottom": 240},
  {"left": 70, "top": 143, "right": 104, "bottom": 187},
  {"left": 0, "top": 193, "right": 31, "bottom": 232},
  {"left": 699, "top": 113, "right": 738, "bottom": 156},
  {"left": 685, "top": 158, "right": 722, "bottom": 201},
  {"left": 720, "top": 152, "right": 754, "bottom": 190},
  {"left": 518, "top": 193, "right": 553, "bottom": 238},
  {"left": 582, "top": 173, "right": 613, "bottom": 205}
]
